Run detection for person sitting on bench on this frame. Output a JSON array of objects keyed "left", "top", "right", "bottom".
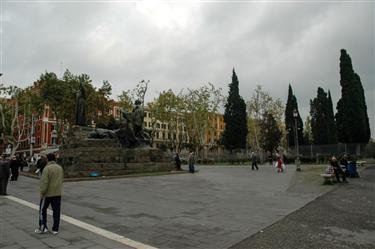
[{"left": 331, "top": 156, "right": 348, "bottom": 183}]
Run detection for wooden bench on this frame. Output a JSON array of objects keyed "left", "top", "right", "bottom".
[{"left": 321, "top": 173, "right": 335, "bottom": 184}]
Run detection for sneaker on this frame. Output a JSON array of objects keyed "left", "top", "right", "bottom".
[
  {"left": 51, "top": 230, "right": 58, "bottom": 235},
  {"left": 34, "top": 227, "right": 48, "bottom": 234}
]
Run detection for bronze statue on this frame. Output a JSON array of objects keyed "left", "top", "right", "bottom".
[
  {"left": 132, "top": 100, "right": 144, "bottom": 138},
  {"left": 87, "top": 100, "right": 150, "bottom": 148},
  {"left": 75, "top": 83, "right": 86, "bottom": 126},
  {"left": 116, "top": 109, "right": 138, "bottom": 147}
]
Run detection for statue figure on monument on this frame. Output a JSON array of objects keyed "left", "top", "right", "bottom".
[
  {"left": 116, "top": 109, "right": 138, "bottom": 147},
  {"left": 75, "top": 82, "right": 86, "bottom": 126},
  {"left": 86, "top": 100, "right": 149, "bottom": 148}
]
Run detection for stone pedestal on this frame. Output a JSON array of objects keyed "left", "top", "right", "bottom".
[{"left": 58, "top": 127, "right": 173, "bottom": 178}]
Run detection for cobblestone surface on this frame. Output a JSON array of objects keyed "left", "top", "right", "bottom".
[{"left": 0, "top": 197, "right": 134, "bottom": 249}]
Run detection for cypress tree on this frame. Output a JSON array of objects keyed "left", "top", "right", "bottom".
[
  {"left": 310, "top": 88, "right": 328, "bottom": 144},
  {"left": 222, "top": 69, "right": 248, "bottom": 150},
  {"left": 285, "top": 84, "right": 304, "bottom": 147},
  {"left": 310, "top": 88, "right": 337, "bottom": 144},
  {"left": 336, "top": 49, "right": 370, "bottom": 143},
  {"left": 327, "top": 91, "right": 338, "bottom": 143}
]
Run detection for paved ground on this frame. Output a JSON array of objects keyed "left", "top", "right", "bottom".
[
  {"left": 3, "top": 164, "right": 333, "bottom": 249},
  {"left": 0, "top": 197, "right": 135, "bottom": 249},
  {"left": 230, "top": 165, "right": 375, "bottom": 249}
]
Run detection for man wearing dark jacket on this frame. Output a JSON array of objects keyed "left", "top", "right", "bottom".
[
  {"left": 331, "top": 156, "right": 348, "bottom": 183},
  {"left": 35, "top": 153, "right": 64, "bottom": 235},
  {"left": 10, "top": 156, "right": 19, "bottom": 181},
  {"left": 0, "top": 156, "right": 11, "bottom": 195}
]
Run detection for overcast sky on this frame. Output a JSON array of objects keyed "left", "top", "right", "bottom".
[{"left": 1, "top": 1, "right": 374, "bottom": 137}]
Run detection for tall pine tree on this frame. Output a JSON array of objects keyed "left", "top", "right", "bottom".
[
  {"left": 327, "top": 91, "right": 338, "bottom": 144},
  {"left": 285, "top": 84, "right": 304, "bottom": 147},
  {"left": 222, "top": 69, "right": 248, "bottom": 150},
  {"left": 336, "top": 49, "right": 370, "bottom": 143},
  {"left": 310, "top": 87, "right": 337, "bottom": 145}
]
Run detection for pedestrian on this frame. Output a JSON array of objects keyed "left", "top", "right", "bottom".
[
  {"left": 19, "top": 155, "right": 27, "bottom": 172},
  {"left": 10, "top": 155, "right": 19, "bottom": 181},
  {"left": 276, "top": 156, "right": 284, "bottom": 173},
  {"left": 188, "top": 152, "right": 195, "bottom": 173},
  {"left": 251, "top": 152, "right": 259, "bottom": 171},
  {"left": 36, "top": 154, "right": 48, "bottom": 178},
  {"left": 174, "top": 152, "right": 181, "bottom": 171},
  {"left": 330, "top": 156, "right": 348, "bottom": 183},
  {"left": 348, "top": 157, "right": 359, "bottom": 178},
  {"left": 0, "top": 156, "right": 11, "bottom": 195},
  {"left": 35, "top": 153, "right": 64, "bottom": 235}
]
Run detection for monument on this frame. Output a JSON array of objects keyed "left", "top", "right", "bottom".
[{"left": 57, "top": 96, "right": 173, "bottom": 178}]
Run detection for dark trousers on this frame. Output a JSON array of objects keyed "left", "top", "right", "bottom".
[
  {"left": 334, "top": 168, "right": 346, "bottom": 182},
  {"left": 189, "top": 164, "right": 195, "bottom": 173},
  {"left": 10, "top": 168, "right": 18, "bottom": 181},
  {"left": 40, "top": 196, "right": 61, "bottom": 232},
  {"left": 0, "top": 176, "right": 9, "bottom": 195},
  {"left": 251, "top": 162, "right": 258, "bottom": 170}
]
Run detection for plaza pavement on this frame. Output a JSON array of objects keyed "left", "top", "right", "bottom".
[
  {"left": 2, "top": 164, "right": 334, "bottom": 249},
  {"left": 230, "top": 165, "right": 375, "bottom": 249},
  {"left": 0, "top": 196, "right": 136, "bottom": 249}
]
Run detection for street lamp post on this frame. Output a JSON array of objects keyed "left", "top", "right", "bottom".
[{"left": 293, "top": 109, "right": 301, "bottom": 171}]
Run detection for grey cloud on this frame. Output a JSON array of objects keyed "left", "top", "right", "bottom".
[{"left": 1, "top": 2, "right": 374, "bottom": 136}]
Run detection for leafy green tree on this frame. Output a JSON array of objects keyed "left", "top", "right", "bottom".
[
  {"left": 222, "top": 69, "right": 248, "bottom": 151},
  {"left": 39, "top": 70, "right": 98, "bottom": 134},
  {"left": 118, "top": 90, "right": 134, "bottom": 112},
  {"left": 247, "top": 85, "right": 284, "bottom": 151},
  {"left": 180, "top": 83, "right": 224, "bottom": 154},
  {"left": 94, "top": 80, "right": 113, "bottom": 127},
  {"left": 148, "top": 90, "right": 185, "bottom": 152},
  {"left": 259, "top": 112, "right": 282, "bottom": 154},
  {"left": 285, "top": 84, "right": 304, "bottom": 147},
  {"left": 117, "top": 80, "right": 149, "bottom": 111},
  {"left": 303, "top": 116, "right": 313, "bottom": 145},
  {"left": 336, "top": 49, "right": 370, "bottom": 143},
  {"left": 39, "top": 71, "right": 67, "bottom": 136}
]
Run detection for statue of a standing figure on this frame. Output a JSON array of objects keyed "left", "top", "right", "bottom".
[
  {"left": 132, "top": 100, "right": 144, "bottom": 138},
  {"left": 75, "top": 82, "right": 86, "bottom": 126}
]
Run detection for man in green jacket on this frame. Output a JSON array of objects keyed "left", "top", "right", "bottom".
[{"left": 35, "top": 153, "right": 64, "bottom": 235}]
